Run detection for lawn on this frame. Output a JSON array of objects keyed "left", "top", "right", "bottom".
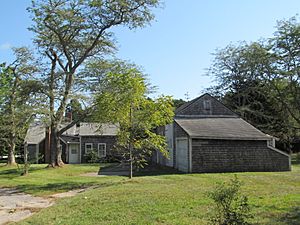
[
  {"left": 0, "top": 162, "right": 299, "bottom": 225},
  {"left": 0, "top": 163, "right": 124, "bottom": 196}
]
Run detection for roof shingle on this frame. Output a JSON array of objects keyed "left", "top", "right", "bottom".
[{"left": 175, "top": 118, "right": 271, "bottom": 140}]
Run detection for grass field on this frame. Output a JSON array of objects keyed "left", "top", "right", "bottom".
[
  {"left": 0, "top": 160, "right": 299, "bottom": 225},
  {"left": 0, "top": 163, "right": 124, "bottom": 196}
]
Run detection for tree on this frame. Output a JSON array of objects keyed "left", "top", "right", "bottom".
[
  {"left": 65, "top": 99, "right": 84, "bottom": 122},
  {"left": 207, "top": 39, "right": 299, "bottom": 149},
  {"left": 0, "top": 48, "right": 41, "bottom": 165},
  {"left": 173, "top": 98, "right": 186, "bottom": 109},
  {"left": 94, "top": 67, "right": 174, "bottom": 178},
  {"left": 265, "top": 17, "right": 300, "bottom": 131},
  {"left": 27, "top": 0, "right": 162, "bottom": 167}
]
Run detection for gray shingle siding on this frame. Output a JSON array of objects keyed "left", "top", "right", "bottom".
[
  {"left": 80, "top": 136, "right": 116, "bottom": 163},
  {"left": 191, "top": 139, "right": 290, "bottom": 172},
  {"left": 176, "top": 94, "right": 236, "bottom": 116}
]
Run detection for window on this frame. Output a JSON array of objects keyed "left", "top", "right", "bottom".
[
  {"left": 203, "top": 100, "right": 211, "bottom": 110},
  {"left": 71, "top": 148, "right": 77, "bottom": 154},
  {"left": 98, "top": 143, "right": 106, "bottom": 158},
  {"left": 85, "top": 143, "right": 93, "bottom": 154}
]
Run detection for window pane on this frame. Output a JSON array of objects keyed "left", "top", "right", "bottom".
[
  {"left": 98, "top": 144, "right": 106, "bottom": 157},
  {"left": 85, "top": 144, "right": 93, "bottom": 153}
]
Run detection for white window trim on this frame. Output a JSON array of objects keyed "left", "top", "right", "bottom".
[
  {"left": 85, "top": 143, "right": 93, "bottom": 154},
  {"left": 98, "top": 143, "right": 107, "bottom": 158}
]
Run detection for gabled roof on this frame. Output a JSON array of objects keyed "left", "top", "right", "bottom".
[
  {"left": 79, "top": 123, "right": 118, "bottom": 136},
  {"left": 175, "top": 93, "right": 207, "bottom": 114},
  {"left": 175, "top": 93, "right": 238, "bottom": 117},
  {"left": 175, "top": 118, "right": 271, "bottom": 140},
  {"left": 24, "top": 122, "right": 46, "bottom": 144},
  {"left": 25, "top": 122, "right": 118, "bottom": 144},
  {"left": 60, "top": 135, "right": 80, "bottom": 144}
]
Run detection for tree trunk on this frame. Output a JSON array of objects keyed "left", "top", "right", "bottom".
[
  {"left": 7, "top": 72, "right": 18, "bottom": 166},
  {"left": 56, "top": 132, "right": 64, "bottom": 166},
  {"left": 48, "top": 125, "right": 64, "bottom": 167},
  {"left": 129, "top": 103, "right": 133, "bottom": 179},
  {"left": 7, "top": 143, "right": 16, "bottom": 166},
  {"left": 23, "top": 143, "right": 29, "bottom": 175},
  {"left": 129, "top": 142, "right": 133, "bottom": 179}
]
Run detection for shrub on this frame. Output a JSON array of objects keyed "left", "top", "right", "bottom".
[
  {"left": 84, "top": 150, "right": 100, "bottom": 163},
  {"left": 207, "top": 175, "right": 252, "bottom": 225}
]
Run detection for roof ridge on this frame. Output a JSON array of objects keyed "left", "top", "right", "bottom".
[{"left": 175, "top": 93, "right": 206, "bottom": 114}]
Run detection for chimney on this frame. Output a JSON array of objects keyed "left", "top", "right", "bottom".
[{"left": 65, "top": 107, "right": 72, "bottom": 122}]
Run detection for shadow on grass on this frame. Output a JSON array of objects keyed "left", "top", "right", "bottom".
[
  {"left": 135, "top": 164, "right": 183, "bottom": 177},
  {"left": 16, "top": 182, "right": 96, "bottom": 194},
  {"left": 270, "top": 206, "right": 300, "bottom": 225},
  {"left": 15, "top": 179, "right": 124, "bottom": 195},
  {"left": 99, "top": 163, "right": 182, "bottom": 177},
  {"left": 0, "top": 166, "right": 45, "bottom": 175}
]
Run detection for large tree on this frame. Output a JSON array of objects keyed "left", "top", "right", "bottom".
[
  {"left": 207, "top": 16, "right": 300, "bottom": 150},
  {"left": 28, "top": 0, "right": 162, "bottom": 167},
  {"left": 0, "top": 48, "right": 41, "bottom": 165},
  {"left": 265, "top": 17, "right": 300, "bottom": 130},
  {"left": 94, "top": 67, "right": 174, "bottom": 178}
]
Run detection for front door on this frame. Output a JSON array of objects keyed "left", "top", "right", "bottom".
[
  {"left": 68, "top": 143, "right": 80, "bottom": 164},
  {"left": 176, "top": 138, "right": 188, "bottom": 172}
]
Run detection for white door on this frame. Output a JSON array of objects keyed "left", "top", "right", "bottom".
[
  {"left": 165, "top": 124, "right": 174, "bottom": 167},
  {"left": 176, "top": 138, "right": 188, "bottom": 172},
  {"left": 69, "top": 144, "right": 80, "bottom": 164}
]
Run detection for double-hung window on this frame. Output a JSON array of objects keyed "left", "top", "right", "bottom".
[
  {"left": 85, "top": 143, "right": 93, "bottom": 154},
  {"left": 98, "top": 143, "right": 106, "bottom": 158}
]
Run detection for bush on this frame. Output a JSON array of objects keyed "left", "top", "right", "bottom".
[
  {"left": 207, "top": 175, "right": 252, "bottom": 225},
  {"left": 84, "top": 150, "right": 100, "bottom": 163}
]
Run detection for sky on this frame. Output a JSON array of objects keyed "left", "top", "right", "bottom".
[{"left": 0, "top": 0, "right": 300, "bottom": 100}]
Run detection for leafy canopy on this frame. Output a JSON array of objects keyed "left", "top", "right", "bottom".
[{"left": 94, "top": 66, "right": 174, "bottom": 169}]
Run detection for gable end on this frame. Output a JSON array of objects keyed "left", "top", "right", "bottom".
[{"left": 175, "top": 93, "right": 237, "bottom": 117}]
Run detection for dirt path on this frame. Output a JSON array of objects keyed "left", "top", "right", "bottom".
[{"left": 0, "top": 188, "right": 89, "bottom": 224}]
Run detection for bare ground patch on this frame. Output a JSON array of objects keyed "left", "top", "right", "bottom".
[{"left": 0, "top": 187, "right": 91, "bottom": 224}]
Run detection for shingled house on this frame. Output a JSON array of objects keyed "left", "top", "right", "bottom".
[
  {"left": 24, "top": 122, "right": 118, "bottom": 164},
  {"left": 155, "top": 93, "right": 291, "bottom": 173}
]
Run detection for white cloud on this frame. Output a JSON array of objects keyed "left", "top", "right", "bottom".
[{"left": 0, "top": 43, "right": 12, "bottom": 50}]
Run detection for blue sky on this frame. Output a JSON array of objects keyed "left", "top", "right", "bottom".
[{"left": 0, "top": 0, "right": 300, "bottom": 99}]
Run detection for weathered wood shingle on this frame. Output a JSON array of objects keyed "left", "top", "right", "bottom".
[{"left": 175, "top": 118, "right": 271, "bottom": 140}]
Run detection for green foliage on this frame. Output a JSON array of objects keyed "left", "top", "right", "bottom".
[
  {"left": 84, "top": 150, "right": 100, "bottom": 163},
  {"left": 66, "top": 99, "right": 84, "bottom": 122},
  {"left": 94, "top": 66, "right": 174, "bottom": 175},
  {"left": 27, "top": 0, "right": 162, "bottom": 166},
  {"left": 294, "top": 152, "right": 300, "bottom": 164},
  {"left": 173, "top": 98, "right": 186, "bottom": 110},
  {"left": 208, "top": 176, "right": 252, "bottom": 225},
  {"left": 0, "top": 63, "right": 13, "bottom": 106},
  {"left": 0, "top": 48, "right": 42, "bottom": 163},
  {"left": 208, "top": 16, "right": 300, "bottom": 150}
]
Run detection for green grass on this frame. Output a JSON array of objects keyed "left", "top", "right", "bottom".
[
  {"left": 0, "top": 163, "right": 299, "bottom": 224},
  {"left": 0, "top": 163, "right": 124, "bottom": 196}
]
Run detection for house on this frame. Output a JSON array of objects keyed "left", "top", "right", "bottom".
[
  {"left": 155, "top": 93, "right": 291, "bottom": 173},
  {"left": 24, "top": 122, "right": 118, "bottom": 164}
]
